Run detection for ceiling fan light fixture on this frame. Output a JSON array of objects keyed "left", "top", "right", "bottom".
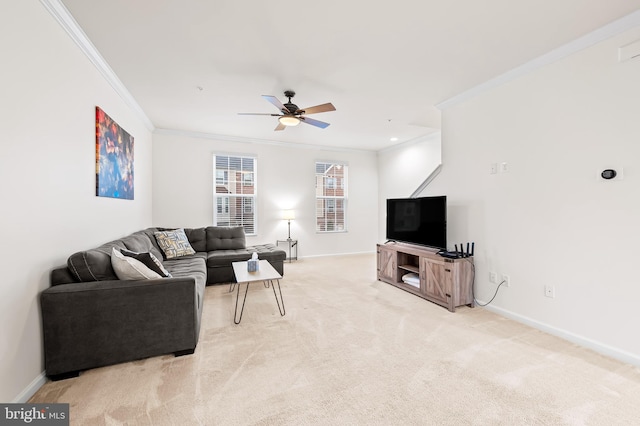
[
  {"left": 239, "top": 91, "right": 334, "bottom": 130},
  {"left": 279, "top": 115, "right": 301, "bottom": 126}
]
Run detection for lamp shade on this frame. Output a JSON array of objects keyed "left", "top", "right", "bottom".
[
  {"left": 279, "top": 116, "right": 300, "bottom": 126},
  {"left": 282, "top": 210, "right": 295, "bottom": 220}
]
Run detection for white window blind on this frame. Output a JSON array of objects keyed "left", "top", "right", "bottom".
[
  {"left": 213, "top": 155, "right": 257, "bottom": 235},
  {"left": 315, "top": 161, "right": 348, "bottom": 232}
]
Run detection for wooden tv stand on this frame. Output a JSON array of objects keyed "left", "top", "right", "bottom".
[{"left": 376, "top": 242, "right": 474, "bottom": 312}]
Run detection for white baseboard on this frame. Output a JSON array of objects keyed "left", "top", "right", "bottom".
[
  {"left": 13, "top": 371, "right": 47, "bottom": 403},
  {"left": 481, "top": 303, "right": 640, "bottom": 367},
  {"left": 300, "top": 250, "right": 376, "bottom": 259}
]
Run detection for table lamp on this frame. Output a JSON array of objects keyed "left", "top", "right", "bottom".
[{"left": 282, "top": 210, "right": 295, "bottom": 240}]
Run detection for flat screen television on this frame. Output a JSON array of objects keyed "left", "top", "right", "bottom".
[{"left": 386, "top": 196, "right": 447, "bottom": 250}]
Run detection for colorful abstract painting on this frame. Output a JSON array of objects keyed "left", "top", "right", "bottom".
[{"left": 95, "top": 107, "right": 134, "bottom": 199}]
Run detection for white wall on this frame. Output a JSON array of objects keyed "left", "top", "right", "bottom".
[
  {"left": 0, "top": 1, "right": 153, "bottom": 402},
  {"left": 152, "top": 132, "right": 378, "bottom": 257},
  {"left": 423, "top": 27, "right": 640, "bottom": 364},
  {"left": 376, "top": 133, "right": 442, "bottom": 242}
]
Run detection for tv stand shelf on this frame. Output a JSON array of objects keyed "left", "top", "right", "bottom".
[
  {"left": 377, "top": 242, "right": 474, "bottom": 312},
  {"left": 398, "top": 264, "right": 419, "bottom": 274}
]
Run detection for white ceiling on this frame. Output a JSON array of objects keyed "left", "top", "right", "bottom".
[{"left": 59, "top": 0, "right": 640, "bottom": 151}]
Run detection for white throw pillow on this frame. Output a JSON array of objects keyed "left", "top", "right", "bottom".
[
  {"left": 120, "top": 249, "right": 172, "bottom": 277},
  {"left": 111, "top": 247, "right": 162, "bottom": 280}
]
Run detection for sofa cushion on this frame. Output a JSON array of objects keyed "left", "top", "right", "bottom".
[
  {"left": 111, "top": 248, "right": 162, "bottom": 280},
  {"left": 206, "top": 226, "right": 246, "bottom": 251},
  {"left": 140, "top": 228, "right": 165, "bottom": 257},
  {"left": 163, "top": 256, "right": 207, "bottom": 289},
  {"left": 122, "top": 231, "right": 164, "bottom": 260},
  {"left": 206, "top": 244, "right": 286, "bottom": 267},
  {"left": 121, "top": 249, "right": 171, "bottom": 277},
  {"left": 184, "top": 228, "right": 207, "bottom": 252},
  {"left": 154, "top": 229, "right": 196, "bottom": 259},
  {"left": 67, "top": 241, "right": 126, "bottom": 282},
  {"left": 206, "top": 249, "right": 255, "bottom": 267}
]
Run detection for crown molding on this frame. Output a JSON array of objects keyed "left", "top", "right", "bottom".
[
  {"left": 39, "top": 0, "right": 154, "bottom": 131},
  {"left": 436, "top": 9, "right": 640, "bottom": 110},
  {"left": 153, "top": 128, "right": 376, "bottom": 153}
]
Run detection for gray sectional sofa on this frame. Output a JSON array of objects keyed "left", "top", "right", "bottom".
[{"left": 41, "top": 226, "right": 286, "bottom": 381}]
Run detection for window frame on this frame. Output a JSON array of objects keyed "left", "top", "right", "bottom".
[
  {"left": 315, "top": 161, "right": 348, "bottom": 233},
  {"left": 213, "top": 154, "right": 257, "bottom": 236}
]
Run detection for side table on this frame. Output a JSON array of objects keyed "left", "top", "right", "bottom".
[{"left": 276, "top": 239, "right": 298, "bottom": 262}]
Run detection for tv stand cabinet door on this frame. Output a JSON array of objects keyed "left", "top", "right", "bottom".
[
  {"left": 377, "top": 244, "right": 397, "bottom": 283},
  {"left": 420, "top": 257, "right": 451, "bottom": 310}
]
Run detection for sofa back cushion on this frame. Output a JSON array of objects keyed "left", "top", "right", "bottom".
[
  {"left": 122, "top": 231, "right": 164, "bottom": 260},
  {"left": 184, "top": 228, "right": 207, "bottom": 252},
  {"left": 67, "top": 241, "right": 125, "bottom": 282},
  {"left": 206, "top": 226, "right": 246, "bottom": 251}
]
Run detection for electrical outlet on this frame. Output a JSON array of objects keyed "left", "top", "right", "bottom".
[
  {"left": 500, "top": 162, "right": 509, "bottom": 173},
  {"left": 489, "top": 272, "right": 498, "bottom": 283},
  {"left": 501, "top": 274, "right": 510, "bottom": 287},
  {"left": 544, "top": 285, "right": 555, "bottom": 298}
]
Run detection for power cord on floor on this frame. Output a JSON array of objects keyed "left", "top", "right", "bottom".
[{"left": 464, "top": 257, "right": 505, "bottom": 307}]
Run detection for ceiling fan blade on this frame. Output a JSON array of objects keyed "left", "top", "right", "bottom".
[
  {"left": 301, "top": 117, "right": 330, "bottom": 129},
  {"left": 238, "top": 113, "right": 281, "bottom": 116},
  {"left": 262, "top": 95, "right": 288, "bottom": 113},
  {"left": 300, "top": 103, "right": 336, "bottom": 115},
  {"left": 274, "top": 121, "right": 286, "bottom": 131}
]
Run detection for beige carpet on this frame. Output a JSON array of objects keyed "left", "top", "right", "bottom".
[{"left": 30, "top": 254, "right": 640, "bottom": 425}]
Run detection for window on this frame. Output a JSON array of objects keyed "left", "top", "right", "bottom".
[
  {"left": 216, "top": 197, "right": 229, "bottom": 214},
  {"left": 315, "top": 161, "right": 348, "bottom": 232},
  {"left": 242, "top": 172, "right": 253, "bottom": 187},
  {"left": 213, "top": 155, "right": 257, "bottom": 235},
  {"left": 326, "top": 199, "right": 335, "bottom": 212},
  {"left": 243, "top": 197, "right": 253, "bottom": 213},
  {"left": 215, "top": 170, "right": 227, "bottom": 186}
]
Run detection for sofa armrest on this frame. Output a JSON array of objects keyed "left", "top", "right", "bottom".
[{"left": 41, "top": 277, "right": 199, "bottom": 377}]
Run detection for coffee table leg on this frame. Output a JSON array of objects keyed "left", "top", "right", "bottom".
[
  {"left": 270, "top": 279, "right": 285, "bottom": 316},
  {"left": 234, "top": 282, "right": 250, "bottom": 324}
]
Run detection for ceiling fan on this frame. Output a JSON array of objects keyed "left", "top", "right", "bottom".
[{"left": 238, "top": 90, "right": 336, "bottom": 131}]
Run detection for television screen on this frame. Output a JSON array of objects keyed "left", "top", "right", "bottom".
[{"left": 386, "top": 196, "right": 446, "bottom": 250}]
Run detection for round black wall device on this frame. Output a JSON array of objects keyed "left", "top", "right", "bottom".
[{"left": 601, "top": 169, "right": 617, "bottom": 180}]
